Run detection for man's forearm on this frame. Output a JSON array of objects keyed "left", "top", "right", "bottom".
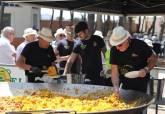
[
  {"left": 111, "top": 65, "right": 120, "bottom": 90},
  {"left": 16, "top": 62, "right": 31, "bottom": 70},
  {"left": 16, "top": 55, "right": 31, "bottom": 70},
  {"left": 146, "top": 54, "right": 158, "bottom": 71},
  {"left": 64, "top": 61, "right": 73, "bottom": 74},
  {"left": 111, "top": 74, "right": 120, "bottom": 90}
]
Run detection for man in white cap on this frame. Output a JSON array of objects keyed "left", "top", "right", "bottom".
[
  {"left": 54, "top": 28, "right": 66, "bottom": 41},
  {"left": 93, "top": 30, "right": 104, "bottom": 38},
  {"left": 109, "top": 26, "right": 157, "bottom": 95},
  {"left": 51, "top": 28, "right": 66, "bottom": 50},
  {"left": 16, "top": 28, "right": 37, "bottom": 60},
  {"left": 55, "top": 25, "right": 81, "bottom": 74},
  {"left": 16, "top": 27, "right": 56, "bottom": 82},
  {"left": 0, "top": 26, "right": 16, "bottom": 65}
]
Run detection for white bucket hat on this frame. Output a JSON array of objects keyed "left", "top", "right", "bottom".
[
  {"left": 38, "top": 27, "right": 53, "bottom": 42},
  {"left": 23, "top": 28, "right": 37, "bottom": 38},
  {"left": 110, "top": 26, "right": 130, "bottom": 46},
  {"left": 54, "top": 28, "right": 66, "bottom": 38},
  {"left": 94, "top": 30, "right": 103, "bottom": 38}
]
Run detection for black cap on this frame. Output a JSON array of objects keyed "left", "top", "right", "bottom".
[{"left": 75, "top": 21, "right": 88, "bottom": 34}]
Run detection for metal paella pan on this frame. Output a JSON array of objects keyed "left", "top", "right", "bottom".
[{"left": 0, "top": 82, "right": 153, "bottom": 114}]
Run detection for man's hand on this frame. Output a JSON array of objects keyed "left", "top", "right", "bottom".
[
  {"left": 139, "top": 69, "right": 147, "bottom": 78},
  {"left": 114, "top": 86, "right": 121, "bottom": 98},
  {"left": 100, "top": 70, "right": 105, "bottom": 77},
  {"left": 30, "top": 67, "right": 41, "bottom": 75}
]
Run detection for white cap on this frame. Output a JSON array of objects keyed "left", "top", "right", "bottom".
[
  {"left": 144, "top": 39, "right": 153, "bottom": 47},
  {"left": 23, "top": 28, "right": 37, "bottom": 38},
  {"left": 54, "top": 28, "right": 66, "bottom": 38},
  {"left": 94, "top": 30, "right": 103, "bottom": 38},
  {"left": 38, "top": 27, "right": 53, "bottom": 42},
  {"left": 109, "top": 26, "right": 130, "bottom": 46},
  {"left": 152, "top": 35, "right": 158, "bottom": 41},
  {"left": 143, "top": 35, "right": 149, "bottom": 39}
]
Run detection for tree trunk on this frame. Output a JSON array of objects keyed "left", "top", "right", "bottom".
[
  {"left": 148, "top": 16, "right": 156, "bottom": 35},
  {"left": 144, "top": 17, "right": 148, "bottom": 33},
  {"left": 159, "top": 16, "right": 165, "bottom": 41},
  {"left": 59, "top": 10, "right": 63, "bottom": 28},
  {"left": 119, "top": 16, "right": 124, "bottom": 26},
  {"left": 0, "top": 1, "right": 5, "bottom": 31},
  {"left": 87, "top": 13, "right": 95, "bottom": 34},
  {"left": 128, "top": 17, "right": 133, "bottom": 34},
  {"left": 103, "top": 15, "right": 110, "bottom": 36},
  {"left": 96, "top": 14, "right": 102, "bottom": 31},
  {"left": 108, "top": 16, "right": 113, "bottom": 31},
  {"left": 81, "top": 13, "right": 86, "bottom": 21},
  {"left": 84, "top": 13, "right": 87, "bottom": 21},
  {"left": 112, "top": 16, "right": 117, "bottom": 29},
  {"left": 70, "top": 11, "right": 74, "bottom": 25},
  {"left": 49, "top": 9, "right": 54, "bottom": 30},
  {"left": 141, "top": 16, "right": 146, "bottom": 33},
  {"left": 137, "top": 16, "right": 141, "bottom": 33}
]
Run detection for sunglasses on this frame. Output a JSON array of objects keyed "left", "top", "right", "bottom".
[{"left": 59, "top": 34, "right": 65, "bottom": 37}]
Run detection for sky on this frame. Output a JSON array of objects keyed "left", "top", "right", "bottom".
[
  {"left": 41, "top": 8, "right": 85, "bottom": 20},
  {"left": 41, "top": 8, "right": 119, "bottom": 21}
]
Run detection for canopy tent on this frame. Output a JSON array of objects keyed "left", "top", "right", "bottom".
[{"left": 1, "top": 0, "right": 165, "bottom": 15}]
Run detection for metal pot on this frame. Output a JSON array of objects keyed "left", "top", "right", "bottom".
[{"left": 0, "top": 82, "right": 153, "bottom": 114}]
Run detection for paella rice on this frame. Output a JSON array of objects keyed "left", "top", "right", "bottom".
[{"left": 0, "top": 89, "right": 137, "bottom": 113}]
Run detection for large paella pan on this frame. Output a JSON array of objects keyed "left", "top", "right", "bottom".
[{"left": 0, "top": 82, "right": 153, "bottom": 114}]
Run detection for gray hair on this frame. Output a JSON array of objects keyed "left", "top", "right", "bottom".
[{"left": 1, "top": 26, "right": 15, "bottom": 38}]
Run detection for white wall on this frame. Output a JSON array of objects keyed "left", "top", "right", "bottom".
[{"left": 4, "top": 5, "right": 40, "bottom": 37}]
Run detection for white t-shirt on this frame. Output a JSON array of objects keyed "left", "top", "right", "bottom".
[
  {"left": 16, "top": 41, "right": 28, "bottom": 61},
  {"left": 0, "top": 36, "right": 16, "bottom": 65}
]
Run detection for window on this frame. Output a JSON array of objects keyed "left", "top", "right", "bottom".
[
  {"left": 33, "top": 13, "right": 38, "bottom": 29},
  {"left": 2, "top": 13, "right": 11, "bottom": 28}
]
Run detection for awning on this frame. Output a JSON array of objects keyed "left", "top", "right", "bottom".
[{"left": 2, "top": 0, "right": 165, "bottom": 15}]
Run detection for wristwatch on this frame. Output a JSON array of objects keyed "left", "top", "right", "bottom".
[{"left": 144, "top": 67, "right": 149, "bottom": 73}]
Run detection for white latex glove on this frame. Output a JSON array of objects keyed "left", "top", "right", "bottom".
[{"left": 124, "top": 71, "right": 140, "bottom": 78}]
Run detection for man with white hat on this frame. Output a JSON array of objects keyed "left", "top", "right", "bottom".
[
  {"left": 93, "top": 30, "right": 104, "bottom": 38},
  {"left": 54, "top": 28, "right": 66, "bottom": 41},
  {"left": 51, "top": 28, "right": 66, "bottom": 50},
  {"left": 16, "top": 27, "right": 56, "bottom": 82},
  {"left": 55, "top": 25, "right": 81, "bottom": 74},
  {"left": 16, "top": 28, "right": 37, "bottom": 60},
  {"left": 109, "top": 26, "right": 157, "bottom": 95}
]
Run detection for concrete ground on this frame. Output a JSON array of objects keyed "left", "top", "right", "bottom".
[
  {"left": 147, "top": 104, "right": 165, "bottom": 114},
  {"left": 147, "top": 67, "right": 165, "bottom": 114},
  {"left": 147, "top": 73, "right": 165, "bottom": 114}
]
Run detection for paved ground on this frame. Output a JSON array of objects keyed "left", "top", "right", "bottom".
[
  {"left": 147, "top": 75, "right": 165, "bottom": 114},
  {"left": 148, "top": 104, "right": 165, "bottom": 114},
  {"left": 147, "top": 68, "right": 165, "bottom": 114}
]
